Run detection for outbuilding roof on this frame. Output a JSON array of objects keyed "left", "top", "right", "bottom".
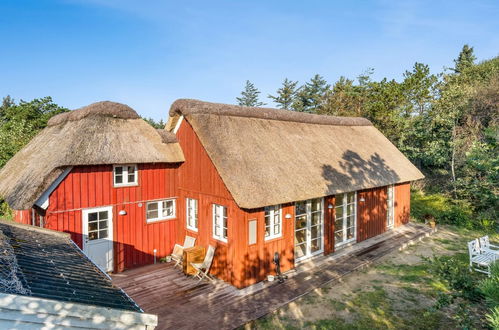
[
  {"left": 0, "top": 101, "right": 185, "bottom": 210},
  {"left": 168, "top": 99, "right": 424, "bottom": 209},
  {"left": 0, "top": 220, "right": 141, "bottom": 311}
]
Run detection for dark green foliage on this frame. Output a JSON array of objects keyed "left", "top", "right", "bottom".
[
  {"left": 294, "top": 74, "right": 330, "bottom": 113},
  {"left": 0, "top": 96, "right": 67, "bottom": 218},
  {"left": 236, "top": 80, "right": 265, "bottom": 107},
  {"left": 142, "top": 117, "right": 165, "bottom": 129},
  {"left": 268, "top": 78, "right": 299, "bottom": 110},
  {"left": 453, "top": 44, "right": 477, "bottom": 74}
]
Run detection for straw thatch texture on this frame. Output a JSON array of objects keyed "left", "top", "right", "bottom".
[
  {"left": 0, "top": 101, "right": 184, "bottom": 210},
  {"left": 169, "top": 99, "right": 424, "bottom": 209}
]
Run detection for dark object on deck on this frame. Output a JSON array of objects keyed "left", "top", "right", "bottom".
[{"left": 273, "top": 252, "right": 288, "bottom": 283}]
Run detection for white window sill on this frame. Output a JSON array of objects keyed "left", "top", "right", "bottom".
[
  {"left": 146, "top": 216, "right": 176, "bottom": 224},
  {"left": 114, "top": 183, "right": 139, "bottom": 188}
]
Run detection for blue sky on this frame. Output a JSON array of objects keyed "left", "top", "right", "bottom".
[{"left": 0, "top": 0, "right": 497, "bottom": 120}]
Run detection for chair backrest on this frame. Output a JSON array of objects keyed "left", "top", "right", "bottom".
[
  {"left": 184, "top": 236, "right": 196, "bottom": 248},
  {"left": 202, "top": 245, "right": 216, "bottom": 269},
  {"left": 468, "top": 239, "right": 480, "bottom": 258},
  {"left": 479, "top": 236, "right": 490, "bottom": 249}
]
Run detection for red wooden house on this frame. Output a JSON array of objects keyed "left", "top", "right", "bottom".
[{"left": 0, "top": 99, "right": 423, "bottom": 288}]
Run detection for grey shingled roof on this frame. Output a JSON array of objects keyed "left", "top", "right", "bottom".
[{"left": 0, "top": 220, "right": 141, "bottom": 312}]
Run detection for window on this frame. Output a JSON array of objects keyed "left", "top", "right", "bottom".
[
  {"left": 387, "top": 185, "right": 395, "bottom": 228},
  {"left": 186, "top": 198, "right": 198, "bottom": 231},
  {"left": 264, "top": 205, "right": 282, "bottom": 240},
  {"left": 146, "top": 199, "right": 176, "bottom": 223},
  {"left": 212, "top": 204, "right": 228, "bottom": 242},
  {"left": 334, "top": 192, "right": 357, "bottom": 247},
  {"left": 248, "top": 219, "right": 257, "bottom": 245},
  {"left": 113, "top": 164, "right": 138, "bottom": 187}
]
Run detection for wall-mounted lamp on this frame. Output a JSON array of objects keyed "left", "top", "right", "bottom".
[
  {"left": 327, "top": 204, "right": 333, "bottom": 209},
  {"left": 359, "top": 197, "right": 365, "bottom": 202},
  {"left": 285, "top": 214, "right": 292, "bottom": 219},
  {"left": 138, "top": 203, "right": 143, "bottom": 208},
  {"left": 119, "top": 210, "right": 127, "bottom": 216}
]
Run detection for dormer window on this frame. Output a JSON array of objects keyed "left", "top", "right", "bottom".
[{"left": 113, "top": 165, "right": 138, "bottom": 187}]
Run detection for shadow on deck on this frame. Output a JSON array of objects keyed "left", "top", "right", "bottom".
[{"left": 112, "top": 223, "right": 433, "bottom": 330}]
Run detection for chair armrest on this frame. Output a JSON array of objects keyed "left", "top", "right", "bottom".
[
  {"left": 172, "top": 244, "right": 184, "bottom": 257},
  {"left": 489, "top": 243, "right": 499, "bottom": 249}
]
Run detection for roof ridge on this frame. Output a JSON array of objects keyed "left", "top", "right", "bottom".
[{"left": 169, "top": 99, "right": 372, "bottom": 127}]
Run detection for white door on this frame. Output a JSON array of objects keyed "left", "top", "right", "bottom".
[
  {"left": 82, "top": 206, "right": 113, "bottom": 272},
  {"left": 294, "top": 198, "right": 324, "bottom": 263}
]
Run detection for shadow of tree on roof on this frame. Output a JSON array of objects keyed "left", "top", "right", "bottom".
[{"left": 322, "top": 150, "right": 400, "bottom": 193}]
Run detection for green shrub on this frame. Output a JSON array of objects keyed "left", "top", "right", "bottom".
[
  {"left": 479, "top": 262, "right": 499, "bottom": 307},
  {"left": 0, "top": 199, "right": 12, "bottom": 220},
  {"left": 485, "top": 306, "right": 499, "bottom": 330}
]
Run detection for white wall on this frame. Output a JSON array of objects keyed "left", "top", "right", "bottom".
[{"left": 0, "top": 293, "right": 158, "bottom": 330}]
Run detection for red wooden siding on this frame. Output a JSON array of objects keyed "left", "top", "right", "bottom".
[
  {"left": 356, "top": 187, "right": 388, "bottom": 243},
  {"left": 175, "top": 119, "right": 240, "bottom": 285},
  {"left": 41, "top": 163, "right": 179, "bottom": 272},
  {"left": 324, "top": 195, "right": 335, "bottom": 255},
  {"left": 395, "top": 182, "right": 411, "bottom": 226}
]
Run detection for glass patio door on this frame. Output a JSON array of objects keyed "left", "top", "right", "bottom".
[
  {"left": 294, "top": 198, "right": 324, "bottom": 262},
  {"left": 334, "top": 192, "right": 357, "bottom": 247}
]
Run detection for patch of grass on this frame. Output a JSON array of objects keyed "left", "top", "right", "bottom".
[
  {"left": 328, "top": 299, "right": 347, "bottom": 311},
  {"left": 375, "top": 263, "right": 429, "bottom": 283}
]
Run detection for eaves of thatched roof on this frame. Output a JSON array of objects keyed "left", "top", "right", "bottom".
[
  {"left": 168, "top": 99, "right": 424, "bottom": 209},
  {"left": 0, "top": 101, "right": 184, "bottom": 210}
]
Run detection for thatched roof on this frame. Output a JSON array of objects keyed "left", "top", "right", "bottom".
[
  {"left": 0, "top": 101, "right": 184, "bottom": 210},
  {"left": 168, "top": 99, "right": 424, "bottom": 209}
]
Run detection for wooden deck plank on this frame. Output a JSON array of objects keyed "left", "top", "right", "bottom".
[{"left": 111, "top": 223, "right": 433, "bottom": 330}]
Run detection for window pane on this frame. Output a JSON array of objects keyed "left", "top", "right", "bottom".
[
  {"left": 115, "top": 175, "right": 123, "bottom": 184},
  {"left": 347, "top": 227, "right": 355, "bottom": 240},
  {"left": 311, "top": 199, "right": 322, "bottom": 212},
  {"left": 128, "top": 172, "right": 135, "bottom": 183},
  {"left": 311, "top": 238, "right": 321, "bottom": 253},
  {"left": 99, "top": 220, "right": 108, "bottom": 229},
  {"left": 89, "top": 232, "right": 98, "bottom": 240},
  {"left": 295, "top": 228, "right": 306, "bottom": 244},
  {"left": 311, "top": 225, "right": 321, "bottom": 239},
  {"left": 335, "top": 217, "right": 343, "bottom": 230},
  {"left": 347, "top": 192, "right": 355, "bottom": 203},
  {"left": 295, "top": 243, "right": 306, "bottom": 258},
  {"left": 88, "top": 222, "right": 98, "bottom": 231},
  {"left": 295, "top": 215, "right": 307, "bottom": 230},
  {"left": 223, "top": 228, "right": 227, "bottom": 238},
  {"left": 335, "top": 206, "right": 343, "bottom": 220},
  {"left": 99, "top": 229, "right": 108, "bottom": 239},
  {"left": 347, "top": 203, "right": 355, "bottom": 215},
  {"left": 274, "top": 224, "right": 280, "bottom": 235},
  {"left": 88, "top": 212, "right": 98, "bottom": 222},
  {"left": 295, "top": 201, "right": 307, "bottom": 215},
  {"left": 335, "top": 195, "right": 343, "bottom": 207},
  {"left": 223, "top": 206, "right": 227, "bottom": 217},
  {"left": 335, "top": 230, "right": 344, "bottom": 243},
  {"left": 115, "top": 167, "right": 123, "bottom": 174},
  {"left": 98, "top": 211, "right": 108, "bottom": 220},
  {"left": 147, "top": 202, "right": 158, "bottom": 219},
  {"left": 347, "top": 215, "right": 355, "bottom": 228},
  {"left": 311, "top": 212, "right": 321, "bottom": 226}
]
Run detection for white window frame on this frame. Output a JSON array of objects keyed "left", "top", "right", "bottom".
[
  {"left": 212, "top": 204, "right": 228, "bottom": 243},
  {"left": 264, "top": 205, "right": 282, "bottom": 240},
  {"left": 334, "top": 192, "right": 357, "bottom": 247},
  {"left": 113, "top": 164, "right": 138, "bottom": 187},
  {"left": 186, "top": 198, "right": 198, "bottom": 232},
  {"left": 146, "top": 199, "right": 176, "bottom": 223},
  {"left": 387, "top": 185, "right": 395, "bottom": 228}
]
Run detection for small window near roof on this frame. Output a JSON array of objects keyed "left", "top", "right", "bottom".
[
  {"left": 113, "top": 165, "right": 138, "bottom": 187},
  {"left": 146, "top": 199, "right": 176, "bottom": 223}
]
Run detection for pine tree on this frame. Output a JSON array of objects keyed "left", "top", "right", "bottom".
[
  {"left": 236, "top": 80, "right": 265, "bottom": 107},
  {"left": 268, "top": 78, "right": 298, "bottom": 110},
  {"left": 295, "top": 74, "right": 330, "bottom": 113},
  {"left": 453, "top": 44, "right": 476, "bottom": 73}
]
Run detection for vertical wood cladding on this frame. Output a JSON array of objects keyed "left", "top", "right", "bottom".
[
  {"left": 395, "top": 182, "right": 411, "bottom": 226},
  {"left": 20, "top": 163, "right": 180, "bottom": 272},
  {"left": 357, "top": 187, "right": 388, "bottom": 242},
  {"left": 175, "top": 119, "right": 240, "bottom": 285}
]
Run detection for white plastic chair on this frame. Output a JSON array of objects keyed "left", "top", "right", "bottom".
[
  {"left": 171, "top": 236, "right": 196, "bottom": 268},
  {"left": 479, "top": 235, "right": 499, "bottom": 256},
  {"left": 468, "top": 239, "right": 496, "bottom": 276},
  {"left": 190, "top": 245, "right": 216, "bottom": 282}
]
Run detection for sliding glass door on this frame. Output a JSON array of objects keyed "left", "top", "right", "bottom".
[
  {"left": 334, "top": 192, "right": 357, "bottom": 247},
  {"left": 295, "top": 198, "right": 324, "bottom": 262}
]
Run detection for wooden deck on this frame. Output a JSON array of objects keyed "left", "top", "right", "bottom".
[{"left": 112, "top": 223, "right": 433, "bottom": 330}]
